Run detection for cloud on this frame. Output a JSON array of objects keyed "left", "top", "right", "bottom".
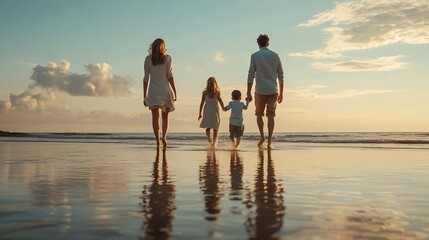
[
  {"left": 214, "top": 51, "right": 225, "bottom": 63},
  {"left": 298, "top": 0, "right": 429, "bottom": 53},
  {"left": 311, "top": 55, "right": 408, "bottom": 72},
  {"left": 0, "top": 60, "right": 134, "bottom": 114},
  {"left": 288, "top": 85, "right": 399, "bottom": 99},
  {"left": 289, "top": 50, "right": 343, "bottom": 59},
  {"left": 0, "top": 90, "right": 48, "bottom": 113},
  {"left": 30, "top": 60, "right": 132, "bottom": 97}
]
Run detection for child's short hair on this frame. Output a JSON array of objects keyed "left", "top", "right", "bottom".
[{"left": 231, "top": 90, "right": 241, "bottom": 100}]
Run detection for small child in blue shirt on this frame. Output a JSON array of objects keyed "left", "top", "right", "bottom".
[{"left": 224, "top": 90, "right": 249, "bottom": 148}]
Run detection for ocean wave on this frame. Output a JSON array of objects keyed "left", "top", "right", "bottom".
[{"left": 2, "top": 132, "right": 429, "bottom": 145}]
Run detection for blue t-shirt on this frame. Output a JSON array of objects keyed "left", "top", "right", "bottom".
[{"left": 225, "top": 100, "right": 249, "bottom": 126}]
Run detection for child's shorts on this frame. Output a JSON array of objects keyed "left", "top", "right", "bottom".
[{"left": 229, "top": 124, "right": 244, "bottom": 138}]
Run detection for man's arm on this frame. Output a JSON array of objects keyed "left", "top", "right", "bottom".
[
  {"left": 246, "top": 83, "right": 253, "bottom": 102},
  {"left": 246, "top": 55, "right": 256, "bottom": 102},
  {"left": 277, "top": 55, "right": 284, "bottom": 104}
]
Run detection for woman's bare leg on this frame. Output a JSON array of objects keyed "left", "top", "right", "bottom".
[
  {"left": 151, "top": 108, "right": 160, "bottom": 148},
  {"left": 161, "top": 109, "right": 169, "bottom": 148}
]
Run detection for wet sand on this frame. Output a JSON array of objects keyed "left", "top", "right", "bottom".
[{"left": 1, "top": 141, "right": 429, "bottom": 239}]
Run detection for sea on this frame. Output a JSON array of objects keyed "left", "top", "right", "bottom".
[{"left": 2, "top": 131, "right": 429, "bottom": 149}]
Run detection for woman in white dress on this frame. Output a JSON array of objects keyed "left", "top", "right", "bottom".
[{"left": 143, "top": 38, "right": 177, "bottom": 148}]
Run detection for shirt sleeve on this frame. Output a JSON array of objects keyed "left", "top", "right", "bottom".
[
  {"left": 166, "top": 55, "right": 173, "bottom": 79},
  {"left": 143, "top": 56, "right": 150, "bottom": 83},
  {"left": 247, "top": 54, "right": 256, "bottom": 84},
  {"left": 277, "top": 54, "right": 284, "bottom": 85},
  {"left": 225, "top": 102, "right": 231, "bottom": 111}
]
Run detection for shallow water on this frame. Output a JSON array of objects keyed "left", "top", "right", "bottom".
[{"left": 1, "top": 141, "right": 429, "bottom": 239}]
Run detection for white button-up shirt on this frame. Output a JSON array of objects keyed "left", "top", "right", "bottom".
[{"left": 247, "top": 47, "right": 284, "bottom": 95}]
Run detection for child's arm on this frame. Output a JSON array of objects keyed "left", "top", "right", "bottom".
[
  {"left": 198, "top": 92, "right": 205, "bottom": 120},
  {"left": 243, "top": 101, "right": 250, "bottom": 110},
  {"left": 218, "top": 94, "right": 226, "bottom": 111}
]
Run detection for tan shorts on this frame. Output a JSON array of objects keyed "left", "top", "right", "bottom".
[{"left": 255, "top": 93, "right": 278, "bottom": 117}]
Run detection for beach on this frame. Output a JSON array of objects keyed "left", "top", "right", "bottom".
[{"left": 1, "top": 133, "right": 429, "bottom": 239}]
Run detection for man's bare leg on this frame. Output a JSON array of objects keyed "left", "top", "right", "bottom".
[
  {"left": 257, "top": 115, "right": 265, "bottom": 148},
  {"left": 267, "top": 116, "right": 274, "bottom": 149}
]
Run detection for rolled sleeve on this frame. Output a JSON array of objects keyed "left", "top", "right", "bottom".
[{"left": 247, "top": 54, "right": 256, "bottom": 84}]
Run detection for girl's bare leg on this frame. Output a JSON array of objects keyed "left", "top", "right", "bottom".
[
  {"left": 151, "top": 108, "right": 160, "bottom": 148},
  {"left": 205, "top": 128, "right": 213, "bottom": 144},
  {"left": 213, "top": 129, "right": 218, "bottom": 146}
]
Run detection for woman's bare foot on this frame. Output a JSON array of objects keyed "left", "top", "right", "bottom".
[
  {"left": 162, "top": 138, "right": 167, "bottom": 148},
  {"left": 257, "top": 138, "right": 265, "bottom": 148}
]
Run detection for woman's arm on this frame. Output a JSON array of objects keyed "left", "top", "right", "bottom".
[
  {"left": 143, "top": 57, "right": 149, "bottom": 106},
  {"left": 166, "top": 56, "right": 177, "bottom": 101},
  {"left": 198, "top": 92, "right": 205, "bottom": 120},
  {"left": 168, "top": 77, "right": 177, "bottom": 101}
]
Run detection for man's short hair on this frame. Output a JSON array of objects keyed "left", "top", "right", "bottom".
[
  {"left": 231, "top": 90, "right": 241, "bottom": 100},
  {"left": 257, "top": 34, "right": 269, "bottom": 47}
]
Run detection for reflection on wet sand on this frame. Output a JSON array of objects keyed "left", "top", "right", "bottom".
[
  {"left": 246, "top": 149, "right": 286, "bottom": 239},
  {"left": 229, "top": 150, "right": 243, "bottom": 202},
  {"left": 141, "top": 148, "right": 176, "bottom": 239},
  {"left": 199, "top": 150, "right": 223, "bottom": 221}
]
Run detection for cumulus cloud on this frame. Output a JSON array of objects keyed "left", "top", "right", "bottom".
[
  {"left": 214, "top": 51, "right": 225, "bottom": 63},
  {"left": 0, "top": 60, "right": 133, "bottom": 114},
  {"left": 298, "top": 0, "right": 429, "bottom": 53},
  {"left": 311, "top": 55, "right": 407, "bottom": 72},
  {"left": 0, "top": 90, "right": 48, "bottom": 113},
  {"left": 30, "top": 60, "right": 132, "bottom": 97},
  {"left": 287, "top": 85, "right": 399, "bottom": 99}
]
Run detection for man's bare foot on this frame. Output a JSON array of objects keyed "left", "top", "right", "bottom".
[
  {"left": 162, "top": 138, "right": 167, "bottom": 148},
  {"left": 267, "top": 139, "right": 274, "bottom": 149},
  {"left": 257, "top": 138, "right": 265, "bottom": 148}
]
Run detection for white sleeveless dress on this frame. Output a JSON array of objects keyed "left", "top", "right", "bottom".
[
  {"left": 199, "top": 95, "right": 220, "bottom": 130},
  {"left": 143, "top": 54, "right": 175, "bottom": 112}
]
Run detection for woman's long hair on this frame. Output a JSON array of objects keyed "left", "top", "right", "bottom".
[
  {"left": 149, "top": 38, "right": 167, "bottom": 66},
  {"left": 204, "top": 77, "right": 221, "bottom": 99}
]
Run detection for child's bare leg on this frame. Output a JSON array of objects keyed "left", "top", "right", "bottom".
[
  {"left": 230, "top": 136, "right": 235, "bottom": 147},
  {"left": 205, "top": 128, "right": 213, "bottom": 144},
  {"left": 235, "top": 137, "right": 241, "bottom": 148}
]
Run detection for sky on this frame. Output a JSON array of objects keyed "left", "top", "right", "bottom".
[{"left": 1, "top": 0, "right": 428, "bottom": 133}]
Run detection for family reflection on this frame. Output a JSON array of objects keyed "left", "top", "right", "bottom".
[
  {"left": 245, "top": 149, "right": 286, "bottom": 239},
  {"left": 199, "top": 149, "right": 223, "bottom": 221},
  {"left": 229, "top": 150, "right": 243, "bottom": 201},
  {"left": 141, "top": 148, "right": 176, "bottom": 239}
]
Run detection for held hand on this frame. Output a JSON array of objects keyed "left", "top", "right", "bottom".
[
  {"left": 246, "top": 93, "right": 253, "bottom": 103},
  {"left": 222, "top": 107, "right": 227, "bottom": 111},
  {"left": 277, "top": 94, "right": 283, "bottom": 104}
]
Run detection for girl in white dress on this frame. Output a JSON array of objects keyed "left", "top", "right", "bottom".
[
  {"left": 198, "top": 77, "right": 225, "bottom": 146},
  {"left": 143, "top": 38, "right": 177, "bottom": 148}
]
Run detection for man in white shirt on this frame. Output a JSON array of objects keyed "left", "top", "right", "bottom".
[{"left": 246, "top": 34, "right": 284, "bottom": 149}]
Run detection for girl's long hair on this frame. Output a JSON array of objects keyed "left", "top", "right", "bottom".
[
  {"left": 204, "top": 77, "right": 221, "bottom": 99},
  {"left": 149, "top": 38, "right": 166, "bottom": 66}
]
